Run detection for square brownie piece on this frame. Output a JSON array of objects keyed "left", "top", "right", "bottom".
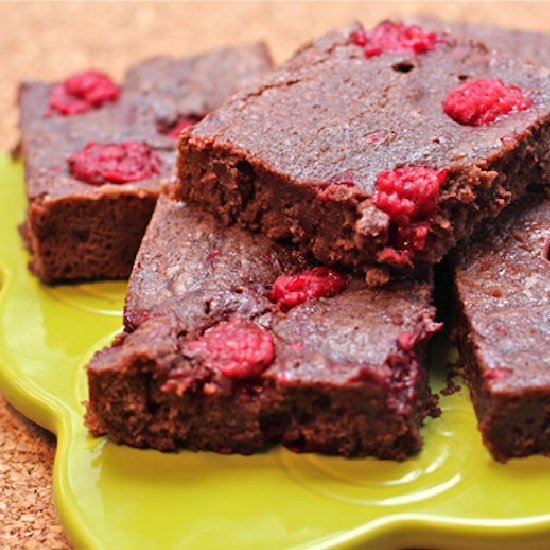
[
  {"left": 18, "top": 43, "right": 273, "bottom": 282},
  {"left": 175, "top": 20, "right": 550, "bottom": 278},
  {"left": 452, "top": 192, "right": 550, "bottom": 461},
  {"left": 85, "top": 196, "right": 440, "bottom": 459}
]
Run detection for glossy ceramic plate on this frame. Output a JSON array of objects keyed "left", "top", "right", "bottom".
[{"left": 1, "top": 155, "right": 550, "bottom": 550}]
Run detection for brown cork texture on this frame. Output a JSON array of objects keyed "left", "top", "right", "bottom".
[{"left": 1, "top": 2, "right": 550, "bottom": 547}]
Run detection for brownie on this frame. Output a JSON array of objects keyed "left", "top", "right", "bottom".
[
  {"left": 175, "top": 21, "right": 550, "bottom": 278},
  {"left": 452, "top": 192, "right": 550, "bottom": 461},
  {"left": 85, "top": 195, "right": 440, "bottom": 459},
  {"left": 18, "top": 43, "right": 273, "bottom": 282},
  {"left": 416, "top": 18, "right": 550, "bottom": 65}
]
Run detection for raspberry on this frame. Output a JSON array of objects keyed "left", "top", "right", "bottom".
[
  {"left": 374, "top": 167, "right": 446, "bottom": 225},
  {"left": 485, "top": 367, "right": 513, "bottom": 381},
  {"left": 351, "top": 21, "right": 440, "bottom": 58},
  {"left": 48, "top": 71, "right": 120, "bottom": 115},
  {"left": 185, "top": 318, "right": 275, "bottom": 379},
  {"left": 67, "top": 142, "right": 162, "bottom": 185},
  {"left": 443, "top": 78, "right": 532, "bottom": 126},
  {"left": 270, "top": 267, "right": 347, "bottom": 310},
  {"left": 374, "top": 167, "right": 447, "bottom": 263},
  {"left": 168, "top": 117, "right": 198, "bottom": 138}
]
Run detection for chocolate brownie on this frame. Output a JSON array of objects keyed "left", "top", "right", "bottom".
[
  {"left": 85, "top": 196, "right": 440, "bottom": 459},
  {"left": 18, "top": 43, "right": 273, "bottom": 282},
  {"left": 175, "top": 20, "right": 550, "bottom": 278},
  {"left": 452, "top": 191, "right": 550, "bottom": 461},
  {"left": 416, "top": 18, "right": 550, "bottom": 65}
]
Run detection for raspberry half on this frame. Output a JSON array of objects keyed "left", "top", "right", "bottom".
[
  {"left": 270, "top": 267, "right": 348, "bottom": 310},
  {"left": 68, "top": 142, "right": 162, "bottom": 185},
  {"left": 443, "top": 78, "right": 532, "bottom": 126},
  {"left": 48, "top": 71, "right": 120, "bottom": 115},
  {"left": 351, "top": 21, "right": 440, "bottom": 58},
  {"left": 185, "top": 318, "right": 275, "bottom": 379}
]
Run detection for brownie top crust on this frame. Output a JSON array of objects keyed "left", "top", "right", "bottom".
[
  {"left": 187, "top": 25, "right": 550, "bottom": 195},
  {"left": 416, "top": 18, "right": 550, "bottom": 66},
  {"left": 454, "top": 193, "right": 550, "bottom": 392},
  {"left": 124, "top": 43, "right": 273, "bottom": 127},
  {"left": 124, "top": 195, "right": 435, "bottom": 387},
  {"left": 19, "top": 43, "right": 274, "bottom": 202}
]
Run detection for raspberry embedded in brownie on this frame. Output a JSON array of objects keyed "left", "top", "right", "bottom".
[
  {"left": 67, "top": 142, "right": 162, "bottom": 185},
  {"left": 443, "top": 78, "right": 533, "bottom": 126},
  {"left": 48, "top": 70, "right": 120, "bottom": 116}
]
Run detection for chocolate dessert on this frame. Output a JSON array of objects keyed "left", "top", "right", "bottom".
[
  {"left": 18, "top": 43, "right": 273, "bottom": 281},
  {"left": 85, "top": 196, "right": 440, "bottom": 459},
  {"left": 452, "top": 192, "right": 550, "bottom": 461},
  {"left": 175, "top": 21, "right": 550, "bottom": 277}
]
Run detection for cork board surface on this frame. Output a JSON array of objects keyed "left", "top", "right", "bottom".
[{"left": 1, "top": 2, "right": 549, "bottom": 547}]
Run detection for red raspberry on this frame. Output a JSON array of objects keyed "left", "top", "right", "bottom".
[
  {"left": 350, "top": 28, "right": 368, "bottom": 46},
  {"left": 443, "top": 78, "right": 532, "bottom": 126},
  {"left": 67, "top": 142, "right": 162, "bottom": 185},
  {"left": 373, "top": 167, "right": 446, "bottom": 225},
  {"left": 185, "top": 318, "right": 275, "bottom": 379},
  {"left": 168, "top": 117, "right": 198, "bottom": 138},
  {"left": 351, "top": 21, "right": 440, "bottom": 58},
  {"left": 48, "top": 71, "right": 120, "bottom": 115},
  {"left": 374, "top": 167, "right": 447, "bottom": 264},
  {"left": 270, "top": 267, "right": 347, "bottom": 310},
  {"left": 485, "top": 367, "right": 513, "bottom": 381}
]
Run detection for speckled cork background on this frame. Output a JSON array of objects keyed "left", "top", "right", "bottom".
[{"left": 1, "top": 2, "right": 549, "bottom": 548}]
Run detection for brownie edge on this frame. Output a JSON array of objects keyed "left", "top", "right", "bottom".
[
  {"left": 452, "top": 194, "right": 550, "bottom": 461},
  {"left": 175, "top": 21, "right": 550, "bottom": 277}
]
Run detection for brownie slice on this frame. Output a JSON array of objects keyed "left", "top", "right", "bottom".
[
  {"left": 85, "top": 196, "right": 440, "bottom": 459},
  {"left": 175, "top": 21, "right": 550, "bottom": 278},
  {"left": 452, "top": 192, "right": 550, "bottom": 461},
  {"left": 18, "top": 43, "right": 273, "bottom": 282}
]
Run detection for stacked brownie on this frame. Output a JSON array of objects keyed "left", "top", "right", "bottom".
[
  {"left": 86, "top": 196, "right": 440, "bottom": 459},
  {"left": 175, "top": 21, "right": 550, "bottom": 277},
  {"left": 54, "top": 20, "right": 549, "bottom": 460},
  {"left": 18, "top": 43, "right": 273, "bottom": 281},
  {"left": 453, "top": 192, "right": 550, "bottom": 461}
]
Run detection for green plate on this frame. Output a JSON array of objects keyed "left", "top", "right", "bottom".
[{"left": 1, "top": 154, "right": 550, "bottom": 550}]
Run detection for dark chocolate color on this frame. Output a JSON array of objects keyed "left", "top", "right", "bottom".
[
  {"left": 18, "top": 43, "right": 273, "bottom": 281},
  {"left": 86, "top": 196, "right": 439, "bottom": 459},
  {"left": 417, "top": 18, "right": 550, "bottom": 66},
  {"left": 176, "top": 22, "right": 550, "bottom": 275},
  {"left": 453, "top": 193, "right": 550, "bottom": 461}
]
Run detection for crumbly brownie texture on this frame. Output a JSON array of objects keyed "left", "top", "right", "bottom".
[
  {"left": 85, "top": 196, "right": 440, "bottom": 459},
  {"left": 18, "top": 43, "right": 273, "bottom": 282},
  {"left": 452, "top": 193, "right": 550, "bottom": 461},
  {"left": 176, "top": 21, "right": 550, "bottom": 276}
]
